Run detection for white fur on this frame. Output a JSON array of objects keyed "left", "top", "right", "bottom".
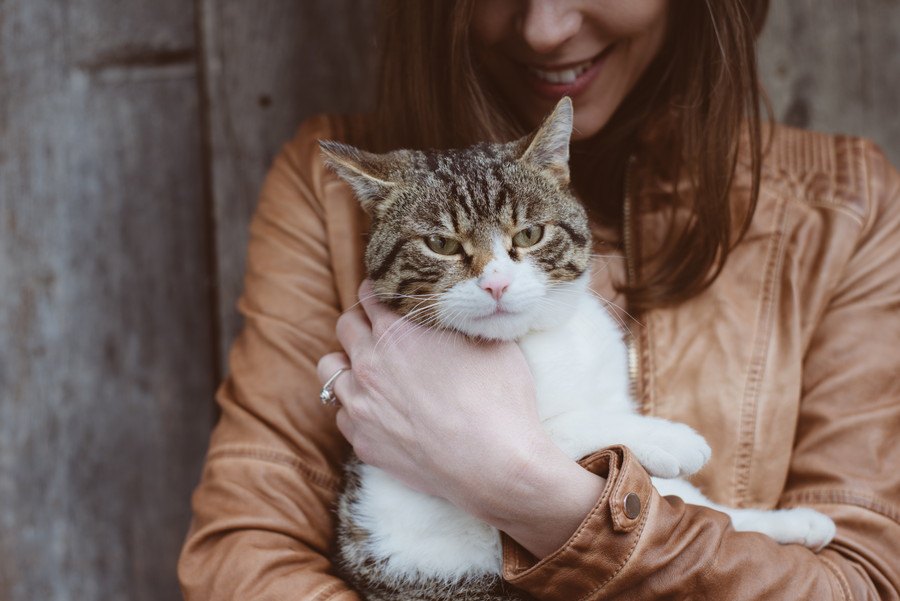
[
  {"left": 348, "top": 254, "right": 836, "bottom": 582},
  {"left": 353, "top": 464, "right": 502, "bottom": 582}
]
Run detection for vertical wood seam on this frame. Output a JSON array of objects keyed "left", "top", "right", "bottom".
[{"left": 193, "top": 0, "right": 224, "bottom": 417}]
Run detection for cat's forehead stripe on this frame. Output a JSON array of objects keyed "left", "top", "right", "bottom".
[{"left": 418, "top": 151, "right": 512, "bottom": 224}]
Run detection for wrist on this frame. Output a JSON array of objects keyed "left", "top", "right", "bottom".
[{"left": 478, "top": 437, "right": 608, "bottom": 558}]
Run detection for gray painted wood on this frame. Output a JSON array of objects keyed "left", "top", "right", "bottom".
[
  {"left": 0, "top": 2, "right": 898, "bottom": 600},
  {"left": 0, "top": 1, "right": 214, "bottom": 600},
  {"left": 199, "top": 0, "right": 378, "bottom": 366},
  {"left": 759, "top": 0, "right": 900, "bottom": 165}
]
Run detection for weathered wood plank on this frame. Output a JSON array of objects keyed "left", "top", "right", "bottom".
[
  {"left": 759, "top": 0, "right": 900, "bottom": 164},
  {"left": 199, "top": 0, "right": 378, "bottom": 367},
  {"left": 0, "top": 1, "right": 214, "bottom": 600}
]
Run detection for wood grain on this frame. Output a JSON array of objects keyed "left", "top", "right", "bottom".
[
  {"left": 759, "top": 0, "right": 900, "bottom": 164},
  {"left": 198, "top": 0, "right": 377, "bottom": 366},
  {"left": 0, "top": 1, "right": 214, "bottom": 600}
]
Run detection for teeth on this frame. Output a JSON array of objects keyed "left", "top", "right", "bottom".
[{"left": 530, "top": 58, "right": 594, "bottom": 85}]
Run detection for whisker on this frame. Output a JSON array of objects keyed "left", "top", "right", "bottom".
[
  {"left": 374, "top": 302, "right": 439, "bottom": 350},
  {"left": 581, "top": 287, "right": 643, "bottom": 329},
  {"left": 343, "top": 290, "right": 445, "bottom": 314}
]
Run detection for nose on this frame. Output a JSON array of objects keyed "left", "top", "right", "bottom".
[
  {"left": 479, "top": 274, "right": 511, "bottom": 301},
  {"left": 519, "top": 0, "right": 582, "bottom": 54}
]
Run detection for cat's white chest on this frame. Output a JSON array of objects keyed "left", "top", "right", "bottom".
[
  {"left": 519, "top": 294, "right": 633, "bottom": 419},
  {"left": 346, "top": 293, "right": 633, "bottom": 583}
]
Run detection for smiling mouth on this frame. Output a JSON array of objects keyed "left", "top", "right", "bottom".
[
  {"left": 528, "top": 54, "right": 601, "bottom": 84},
  {"left": 521, "top": 45, "right": 616, "bottom": 96}
]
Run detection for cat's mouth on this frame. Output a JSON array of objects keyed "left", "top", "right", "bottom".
[{"left": 473, "top": 307, "right": 519, "bottom": 320}]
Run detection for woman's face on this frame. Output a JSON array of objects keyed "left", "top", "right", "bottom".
[{"left": 472, "top": 0, "right": 669, "bottom": 140}]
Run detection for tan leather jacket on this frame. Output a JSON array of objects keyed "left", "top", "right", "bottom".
[{"left": 178, "top": 115, "right": 900, "bottom": 600}]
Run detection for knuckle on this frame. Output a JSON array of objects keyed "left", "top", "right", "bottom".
[
  {"left": 335, "top": 312, "right": 353, "bottom": 338},
  {"left": 351, "top": 360, "right": 378, "bottom": 389},
  {"left": 344, "top": 396, "right": 372, "bottom": 423},
  {"left": 316, "top": 353, "right": 337, "bottom": 382},
  {"left": 337, "top": 307, "right": 364, "bottom": 331}
]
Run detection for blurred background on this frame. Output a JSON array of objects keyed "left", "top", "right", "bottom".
[{"left": 0, "top": 1, "right": 898, "bottom": 599}]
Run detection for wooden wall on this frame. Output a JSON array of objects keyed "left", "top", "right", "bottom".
[{"left": 0, "top": 2, "right": 896, "bottom": 599}]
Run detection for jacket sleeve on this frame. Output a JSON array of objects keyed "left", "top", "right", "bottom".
[
  {"left": 502, "top": 142, "right": 900, "bottom": 600},
  {"left": 178, "top": 116, "right": 361, "bottom": 601}
]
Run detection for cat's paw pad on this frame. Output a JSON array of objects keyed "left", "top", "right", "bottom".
[
  {"left": 631, "top": 423, "right": 711, "bottom": 478},
  {"left": 778, "top": 508, "right": 836, "bottom": 551},
  {"left": 629, "top": 445, "right": 682, "bottom": 478},
  {"left": 737, "top": 508, "right": 836, "bottom": 551}
]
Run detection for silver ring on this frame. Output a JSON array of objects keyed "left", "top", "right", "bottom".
[{"left": 320, "top": 367, "right": 350, "bottom": 406}]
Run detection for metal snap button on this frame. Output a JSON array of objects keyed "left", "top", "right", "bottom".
[{"left": 623, "top": 492, "right": 641, "bottom": 519}]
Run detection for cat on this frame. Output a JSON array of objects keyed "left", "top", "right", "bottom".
[{"left": 318, "top": 97, "right": 836, "bottom": 601}]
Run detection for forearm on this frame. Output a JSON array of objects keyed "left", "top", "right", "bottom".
[
  {"left": 501, "top": 446, "right": 897, "bottom": 601},
  {"left": 179, "top": 452, "right": 359, "bottom": 601}
]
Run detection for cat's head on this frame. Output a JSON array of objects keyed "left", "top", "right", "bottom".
[{"left": 320, "top": 97, "right": 591, "bottom": 341}]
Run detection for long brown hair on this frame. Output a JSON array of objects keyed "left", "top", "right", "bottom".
[{"left": 357, "top": 0, "right": 770, "bottom": 311}]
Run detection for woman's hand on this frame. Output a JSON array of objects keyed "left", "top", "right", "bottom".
[{"left": 317, "top": 281, "right": 606, "bottom": 558}]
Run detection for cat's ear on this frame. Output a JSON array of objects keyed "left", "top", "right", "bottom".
[
  {"left": 518, "top": 96, "right": 573, "bottom": 186},
  {"left": 319, "top": 140, "right": 397, "bottom": 214}
]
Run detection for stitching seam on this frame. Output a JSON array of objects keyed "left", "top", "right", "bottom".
[
  {"left": 761, "top": 136, "right": 868, "bottom": 223},
  {"left": 579, "top": 483, "right": 651, "bottom": 601},
  {"left": 310, "top": 580, "right": 351, "bottom": 601},
  {"left": 207, "top": 445, "right": 342, "bottom": 491},
  {"left": 819, "top": 555, "right": 852, "bottom": 601},
  {"left": 801, "top": 201, "right": 865, "bottom": 227},
  {"left": 609, "top": 451, "right": 632, "bottom": 528},
  {"left": 733, "top": 196, "right": 790, "bottom": 505},
  {"left": 781, "top": 488, "right": 900, "bottom": 524}
]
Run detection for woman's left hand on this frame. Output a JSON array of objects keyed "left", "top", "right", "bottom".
[{"left": 317, "top": 281, "right": 606, "bottom": 558}]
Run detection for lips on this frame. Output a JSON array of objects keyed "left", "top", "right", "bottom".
[
  {"left": 528, "top": 56, "right": 597, "bottom": 84},
  {"left": 521, "top": 45, "right": 615, "bottom": 100}
]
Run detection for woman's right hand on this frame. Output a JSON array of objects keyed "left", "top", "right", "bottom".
[{"left": 317, "top": 280, "right": 606, "bottom": 558}]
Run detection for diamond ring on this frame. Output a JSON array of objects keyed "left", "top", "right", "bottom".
[{"left": 320, "top": 367, "right": 350, "bottom": 406}]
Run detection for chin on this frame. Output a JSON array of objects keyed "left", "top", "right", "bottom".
[
  {"left": 450, "top": 311, "right": 537, "bottom": 342},
  {"left": 570, "top": 106, "right": 614, "bottom": 140},
  {"left": 437, "top": 273, "right": 590, "bottom": 342}
]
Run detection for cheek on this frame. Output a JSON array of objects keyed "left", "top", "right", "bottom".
[
  {"left": 596, "top": 0, "right": 669, "bottom": 68},
  {"left": 471, "top": 0, "right": 518, "bottom": 48},
  {"left": 595, "top": 0, "right": 669, "bottom": 33},
  {"left": 572, "top": 2, "right": 669, "bottom": 138}
]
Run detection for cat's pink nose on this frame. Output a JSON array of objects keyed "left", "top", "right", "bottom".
[{"left": 479, "top": 275, "right": 510, "bottom": 301}]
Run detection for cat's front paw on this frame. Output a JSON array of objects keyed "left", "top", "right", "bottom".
[
  {"left": 629, "top": 421, "right": 711, "bottom": 478},
  {"left": 735, "top": 508, "right": 836, "bottom": 551}
]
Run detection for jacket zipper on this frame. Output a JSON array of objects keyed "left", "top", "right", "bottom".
[{"left": 622, "top": 156, "right": 640, "bottom": 403}]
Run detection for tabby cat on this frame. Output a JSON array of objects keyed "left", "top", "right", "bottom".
[{"left": 319, "top": 98, "right": 836, "bottom": 601}]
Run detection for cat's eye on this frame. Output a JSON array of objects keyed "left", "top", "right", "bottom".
[
  {"left": 512, "top": 225, "right": 545, "bottom": 248},
  {"left": 424, "top": 235, "right": 461, "bottom": 256}
]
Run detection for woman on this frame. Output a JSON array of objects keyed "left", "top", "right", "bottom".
[{"left": 179, "top": 1, "right": 900, "bottom": 599}]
